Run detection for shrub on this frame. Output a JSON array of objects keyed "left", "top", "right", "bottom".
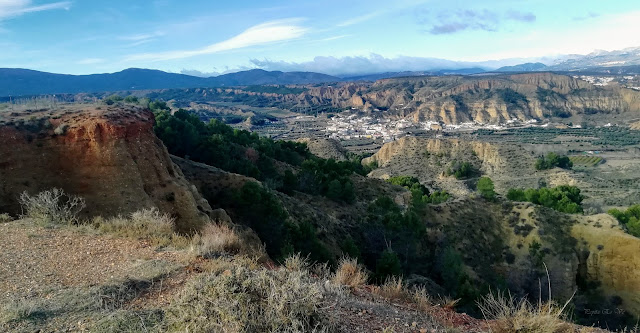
[
  {"left": 446, "top": 161, "right": 476, "bottom": 179},
  {"left": 608, "top": 204, "right": 640, "bottom": 237},
  {"left": 375, "top": 249, "right": 402, "bottom": 281},
  {"left": 477, "top": 177, "right": 496, "bottom": 200},
  {"left": 477, "top": 291, "right": 573, "bottom": 333},
  {"left": 332, "top": 258, "right": 369, "bottom": 288},
  {"left": 19, "top": 188, "right": 86, "bottom": 226},
  {"left": 0, "top": 213, "right": 12, "bottom": 223},
  {"left": 190, "top": 223, "right": 242, "bottom": 257},
  {"left": 166, "top": 257, "right": 335, "bottom": 332},
  {"left": 535, "top": 152, "right": 573, "bottom": 170},
  {"left": 506, "top": 186, "right": 584, "bottom": 214}
]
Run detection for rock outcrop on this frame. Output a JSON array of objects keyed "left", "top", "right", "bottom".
[
  {"left": 0, "top": 105, "right": 211, "bottom": 232},
  {"left": 572, "top": 216, "right": 640, "bottom": 315}
]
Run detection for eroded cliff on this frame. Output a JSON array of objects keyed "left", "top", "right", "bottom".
[
  {"left": 0, "top": 104, "right": 211, "bottom": 232},
  {"left": 285, "top": 73, "right": 640, "bottom": 124}
]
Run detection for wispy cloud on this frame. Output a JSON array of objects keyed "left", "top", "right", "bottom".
[
  {"left": 0, "top": 0, "right": 71, "bottom": 20},
  {"left": 422, "top": 9, "right": 536, "bottom": 35},
  {"left": 77, "top": 58, "right": 105, "bottom": 65},
  {"left": 119, "top": 31, "right": 165, "bottom": 42},
  {"left": 506, "top": 10, "right": 536, "bottom": 22},
  {"left": 317, "top": 35, "right": 350, "bottom": 42},
  {"left": 123, "top": 19, "right": 308, "bottom": 62},
  {"left": 119, "top": 31, "right": 165, "bottom": 47},
  {"left": 337, "top": 11, "right": 382, "bottom": 27},
  {"left": 572, "top": 12, "right": 599, "bottom": 21}
]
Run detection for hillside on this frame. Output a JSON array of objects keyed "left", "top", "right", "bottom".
[
  {"left": 1, "top": 102, "right": 639, "bottom": 331},
  {"left": 0, "top": 68, "right": 339, "bottom": 97},
  {"left": 143, "top": 72, "right": 640, "bottom": 126},
  {"left": 286, "top": 72, "right": 640, "bottom": 124},
  {"left": 363, "top": 136, "right": 640, "bottom": 211}
]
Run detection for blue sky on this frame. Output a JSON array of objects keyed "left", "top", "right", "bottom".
[{"left": 1, "top": 0, "right": 639, "bottom": 75}]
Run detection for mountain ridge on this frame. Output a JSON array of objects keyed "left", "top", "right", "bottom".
[{"left": 0, "top": 68, "right": 340, "bottom": 97}]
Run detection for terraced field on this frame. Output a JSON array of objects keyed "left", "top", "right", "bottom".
[
  {"left": 570, "top": 155, "right": 604, "bottom": 166},
  {"left": 474, "top": 127, "right": 640, "bottom": 148}
]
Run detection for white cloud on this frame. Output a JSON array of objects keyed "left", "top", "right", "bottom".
[
  {"left": 249, "top": 54, "right": 485, "bottom": 76},
  {"left": 0, "top": 0, "right": 71, "bottom": 20},
  {"left": 123, "top": 19, "right": 308, "bottom": 63},
  {"left": 454, "top": 10, "right": 640, "bottom": 62}
]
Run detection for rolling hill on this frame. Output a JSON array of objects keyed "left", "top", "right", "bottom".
[{"left": 0, "top": 68, "right": 340, "bottom": 97}]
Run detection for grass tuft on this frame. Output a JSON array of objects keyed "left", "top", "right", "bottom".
[
  {"left": 93, "top": 208, "right": 190, "bottom": 248},
  {"left": 166, "top": 255, "right": 336, "bottom": 332},
  {"left": 477, "top": 290, "right": 573, "bottom": 333},
  {"left": 332, "top": 257, "right": 369, "bottom": 288},
  {"left": 190, "top": 223, "right": 242, "bottom": 257}
]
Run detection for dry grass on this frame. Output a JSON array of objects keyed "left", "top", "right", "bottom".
[
  {"left": 332, "top": 257, "right": 369, "bottom": 288},
  {"left": 370, "top": 276, "right": 437, "bottom": 314},
  {"left": 284, "top": 253, "right": 311, "bottom": 272},
  {"left": 373, "top": 276, "right": 408, "bottom": 301},
  {"left": 477, "top": 290, "right": 574, "bottom": 333},
  {"left": 19, "top": 188, "right": 86, "bottom": 226},
  {"left": 93, "top": 208, "right": 190, "bottom": 248},
  {"left": 166, "top": 255, "right": 339, "bottom": 333},
  {"left": 190, "top": 223, "right": 242, "bottom": 257},
  {"left": 96, "top": 208, "right": 174, "bottom": 237}
]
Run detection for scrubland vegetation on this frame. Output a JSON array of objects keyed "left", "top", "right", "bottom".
[
  {"left": 387, "top": 176, "right": 450, "bottom": 204},
  {"left": 507, "top": 186, "right": 584, "bottom": 214},
  {"left": 535, "top": 152, "right": 573, "bottom": 170},
  {"left": 445, "top": 161, "right": 477, "bottom": 179},
  {"left": 150, "top": 102, "right": 373, "bottom": 204},
  {"left": 608, "top": 204, "right": 640, "bottom": 237}
]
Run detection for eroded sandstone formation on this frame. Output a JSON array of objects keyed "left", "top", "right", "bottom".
[
  {"left": 0, "top": 105, "right": 211, "bottom": 232},
  {"left": 283, "top": 73, "right": 640, "bottom": 124}
]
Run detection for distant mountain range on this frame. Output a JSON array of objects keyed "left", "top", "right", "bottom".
[
  {"left": 494, "top": 47, "right": 640, "bottom": 73},
  {"left": 2, "top": 46, "right": 640, "bottom": 97},
  {"left": 495, "top": 62, "right": 548, "bottom": 72},
  {"left": 0, "top": 68, "right": 340, "bottom": 97}
]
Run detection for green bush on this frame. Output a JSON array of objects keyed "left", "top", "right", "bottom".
[
  {"left": 608, "top": 204, "right": 640, "bottom": 237},
  {"left": 506, "top": 186, "right": 583, "bottom": 213},
  {"left": 387, "top": 175, "right": 449, "bottom": 206},
  {"left": 535, "top": 152, "right": 573, "bottom": 170},
  {"left": 232, "top": 182, "right": 289, "bottom": 258},
  {"left": 445, "top": 161, "right": 477, "bottom": 179},
  {"left": 375, "top": 249, "right": 402, "bottom": 281},
  {"left": 477, "top": 177, "right": 496, "bottom": 200}
]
